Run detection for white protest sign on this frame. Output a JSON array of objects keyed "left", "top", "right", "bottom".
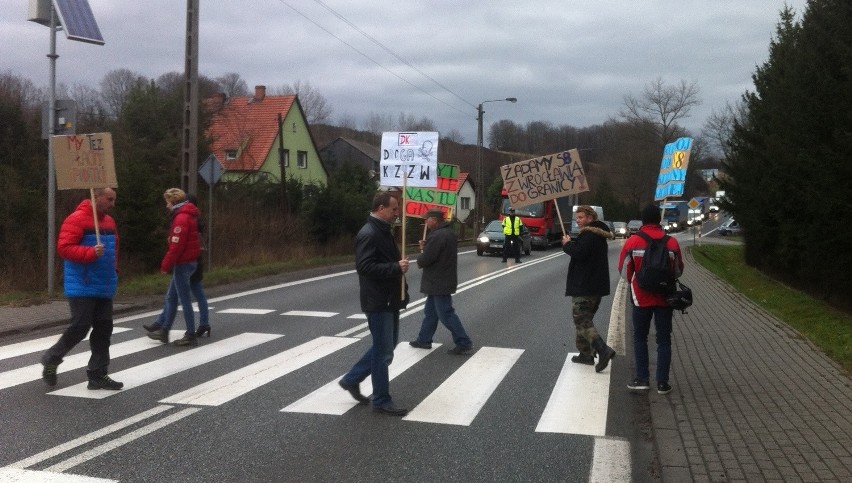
[{"left": 380, "top": 131, "right": 439, "bottom": 188}]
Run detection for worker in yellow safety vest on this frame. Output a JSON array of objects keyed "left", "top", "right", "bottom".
[{"left": 501, "top": 208, "right": 523, "bottom": 263}]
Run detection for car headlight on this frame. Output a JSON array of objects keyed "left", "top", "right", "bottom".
[{"left": 478, "top": 236, "right": 490, "bottom": 243}]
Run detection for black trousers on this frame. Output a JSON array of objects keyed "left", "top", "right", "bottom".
[
  {"left": 42, "top": 297, "right": 114, "bottom": 379},
  {"left": 503, "top": 235, "right": 521, "bottom": 261}
]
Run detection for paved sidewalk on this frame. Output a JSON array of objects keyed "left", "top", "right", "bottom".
[
  {"left": 1, "top": 250, "right": 850, "bottom": 482},
  {"left": 649, "top": 247, "right": 852, "bottom": 482}
]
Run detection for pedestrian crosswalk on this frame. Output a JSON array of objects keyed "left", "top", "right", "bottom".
[{"left": 1, "top": 327, "right": 613, "bottom": 436}]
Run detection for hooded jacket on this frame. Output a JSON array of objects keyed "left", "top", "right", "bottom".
[
  {"left": 355, "top": 215, "right": 409, "bottom": 312},
  {"left": 160, "top": 201, "right": 201, "bottom": 273},
  {"left": 618, "top": 224, "right": 684, "bottom": 307},
  {"left": 416, "top": 220, "right": 458, "bottom": 295},
  {"left": 58, "top": 199, "right": 119, "bottom": 298},
  {"left": 562, "top": 219, "right": 614, "bottom": 297}
]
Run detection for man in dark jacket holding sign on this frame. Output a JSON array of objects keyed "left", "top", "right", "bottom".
[
  {"left": 561, "top": 205, "right": 616, "bottom": 373},
  {"left": 409, "top": 208, "right": 474, "bottom": 355},
  {"left": 339, "top": 191, "right": 410, "bottom": 416}
]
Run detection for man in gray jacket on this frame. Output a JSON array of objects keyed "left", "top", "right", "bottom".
[{"left": 409, "top": 208, "right": 474, "bottom": 355}]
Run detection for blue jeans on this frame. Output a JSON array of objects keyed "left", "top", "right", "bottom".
[
  {"left": 160, "top": 262, "right": 197, "bottom": 334},
  {"left": 416, "top": 294, "right": 472, "bottom": 348},
  {"left": 631, "top": 305, "right": 674, "bottom": 383},
  {"left": 342, "top": 311, "right": 399, "bottom": 408},
  {"left": 156, "top": 276, "right": 209, "bottom": 328}
]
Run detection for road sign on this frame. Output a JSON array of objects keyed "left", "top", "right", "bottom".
[
  {"left": 199, "top": 154, "right": 224, "bottom": 185},
  {"left": 688, "top": 198, "right": 700, "bottom": 209}
]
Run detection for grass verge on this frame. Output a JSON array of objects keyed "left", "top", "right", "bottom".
[{"left": 691, "top": 244, "right": 851, "bottom": 374}]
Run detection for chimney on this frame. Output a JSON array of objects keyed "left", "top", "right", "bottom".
[{"left": 254, "top": 85, "right": 266, "bottom": 102}]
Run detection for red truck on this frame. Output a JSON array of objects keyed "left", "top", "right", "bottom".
[{"left": 499, "top": 188, "right": 575, "bottom": 249}]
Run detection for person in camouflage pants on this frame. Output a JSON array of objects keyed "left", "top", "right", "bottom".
[
  {"left": 561, "top": 206, "right": 616, "bottom": 373},
  {"left": 572, "top": 296, "right": 603, "bottom": 356}
]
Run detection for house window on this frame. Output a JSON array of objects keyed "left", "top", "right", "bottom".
[
  {"left": 460, "top": 197, "right": 471, "bottom": 210},
  {"left": 282, "top": 149, "right": 289, "bottom": 167},
  {"left": 297, "top": 151, "right": 307, "bottom": 169},
  {"left": 225, "top": 149, "right": 237, "bottom": 160}
]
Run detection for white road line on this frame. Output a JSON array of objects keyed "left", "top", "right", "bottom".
[
  {"left": 216, "top": 308, "right": 275, "bottom": 315},
  {"left": 404, "top": 347, "right": 524, "bottom": 426},
  {"left": 0, "top": 468, "right": 116, "bottom": 482},
  {"left": 281, "top": 310, "right": 337, "bottom": 318},
  {"left": 44, "top": 407, "right": 202, "bottom": 473},
  {"left": 0, "top": 328, "right": 131, "bottom": 362},
  {"left": 47, "top": 333, "right": 282, "bottom": 399},
  {"left": 335, "top": 324, "right": 367, "bottom": 337},
  {"left": 0, "top": 331, "right": 184, "bottom": 391},
  {"left": 6, "top": 406, "right": 173, "bottom": 469},
  {"left": 353, "top": 330, "right": 370, "bottom": 338},
  {"left": 282, "top": 342, "right": 441, "bottom": 415},
  {"left": 609, "top": 277, "right": 628, "bottom": 355},
  {"left": 535, "top": 352, "right": 611, "bottom": 435},
  {"left": 590, "top": 437, "right": 632, "bottom": 482},
  {"left": 160, "top": 336, "right": 360, "bottom": 406},
  {"left": 346, "top": 314, "right": 366, "bottom": 319}
]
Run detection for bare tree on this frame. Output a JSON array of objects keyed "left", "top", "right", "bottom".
[
  {"left": 443, "top": 128, "right": 464, "bottom": 144},
  {"left": 702, "top": 99, "right": 748, "bottom": 159},
  {"left": 271, "top": 80, "right": 332, "bottom": 124},
  {"left": 336, "top": 113, "right": 358, "bottom": 130},
  {"left": 620, "top": 77, "right": 701, "bottom": 145},
  {"left": 100, "top": 68, "right": 147, "bottom": 118},
  {"left": 215, "top": 72, "right": 249, "bottom": 97},
  {"left": 364, "top": 112, "right": 393, "bottom": 135}
]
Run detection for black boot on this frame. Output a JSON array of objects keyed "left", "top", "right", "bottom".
[
  {"left": 173, "top": 333, "right": 198, "bottom": 347},
  {"left": 592, "top": 337, "right": 616, "bottom": 373},
  {"left": 571, "top": 353, "right": 595, "bottom": 365},
  {"left": 147, "top": 328, "right": 169, "bottom": 344}
]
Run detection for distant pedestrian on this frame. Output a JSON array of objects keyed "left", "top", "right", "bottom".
[
  {"left": 501, "top": 207, "right": 523, "bottom": 263},
  {"left": 147, "top": 188, "right": 202, "bottom": 347},
  {"left": 618, "top": 203, "right": 684, "bottom": 395},
  {"left": 409, "top": 208, "right": 473, "bottom": 355},
  {"left": 561, "top": 205, "right": 616, "bottom": 372},
  {"left": 41, "top": 188, "right": 123, "bottom": 390},
  {"left": 339, "top": 191, "right": 410, "bottom": 416}
]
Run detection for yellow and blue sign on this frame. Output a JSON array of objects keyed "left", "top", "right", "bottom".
[{"left": 655, "top": 137, "right": 692, "bottom": 200}]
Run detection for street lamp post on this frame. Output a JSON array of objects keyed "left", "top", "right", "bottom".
[{"left": 476, "top": 97, "right": 517, "bottom": 235}]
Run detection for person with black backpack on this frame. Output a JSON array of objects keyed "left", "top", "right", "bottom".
[{"left": 618, "top": 204, "right": 684, "bottom": 395}]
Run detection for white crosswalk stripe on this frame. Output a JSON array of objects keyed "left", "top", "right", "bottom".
[
  {"left": 0, "top": 328, "right": 131, "bottom": 362},
  {"left": 1, "top": 330, "right": 615, "bottom": 437},
  {"left": 160, "top": 336, "right": 359, "bottom": 406},
  {"left": 536, "top": 352, "right": 611, "bottom": 436},
  {"left": 282, "top": 342, "right": 441, "bottom": 415},
  {"left": 47, "top": 333, "right": 282, "bottom": 399},
  {"left": 0, "top": 330, "right": 183, "bottom": 391},
  {"left": 404, "top": 347, "right": 524, "bottom": 426}
]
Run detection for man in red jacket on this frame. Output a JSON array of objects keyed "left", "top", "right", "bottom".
[{"left": 618, "top": 204, "right": 684, "bottom": 395}]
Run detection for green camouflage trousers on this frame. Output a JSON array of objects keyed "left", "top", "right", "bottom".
[{"left": 572, "top": 296, "right": 602, "bottom": 356}]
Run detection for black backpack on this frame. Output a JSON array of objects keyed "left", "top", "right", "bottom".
[{"left": 634, "top": 231, "right": 676, "bottom": 293}]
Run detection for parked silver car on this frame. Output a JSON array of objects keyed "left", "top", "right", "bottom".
[{"left": 718, "top": 218, "right": 742, "bottom": 236}]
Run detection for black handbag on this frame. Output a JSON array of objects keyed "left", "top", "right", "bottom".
[{"left": 666, "top": 280, "right": 693, "bottom": 314}]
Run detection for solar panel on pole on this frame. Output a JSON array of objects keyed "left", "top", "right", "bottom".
[{"left": 53, "top": 0, "right": 104, "bottom": 45}]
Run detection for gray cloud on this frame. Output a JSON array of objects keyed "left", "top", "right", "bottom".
[{"left": 3, "top": 0, "right": 806, "bottom": 143}]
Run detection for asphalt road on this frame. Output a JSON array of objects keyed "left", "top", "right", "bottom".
[{"left": 0, "top": 222, "right": 729, "bottom": 482}]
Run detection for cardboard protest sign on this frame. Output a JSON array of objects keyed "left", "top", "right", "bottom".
[
  {"left": 380, "top": 131, "right": 439, "bottom": 188},
  {"left": 499, "top": 149, "right": 588, "bottom": 208},
  {"left": 52, "top": 132, "right": 117, "bottom": 190},
  {"left": 404, "top": 163, "right": 459, "bottom": 219},
  {"left": 655, "top": 137, "right": 692, "bottom": 200}
]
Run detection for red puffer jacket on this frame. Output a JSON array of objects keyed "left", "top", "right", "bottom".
[
  {"left": 160, "top": 202, "right": 201, "bottom": 273},
  {"left": 617, "top": 224, "right": 684, "bottom": 307}
]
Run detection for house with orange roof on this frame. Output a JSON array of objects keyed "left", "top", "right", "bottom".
[{"left": 205, "top": 85, "right": 328, "bottom": 186}]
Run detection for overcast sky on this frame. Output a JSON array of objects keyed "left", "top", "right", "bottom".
[{"left": 3, "top": 0, "right": 807, "bottom": 144}]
